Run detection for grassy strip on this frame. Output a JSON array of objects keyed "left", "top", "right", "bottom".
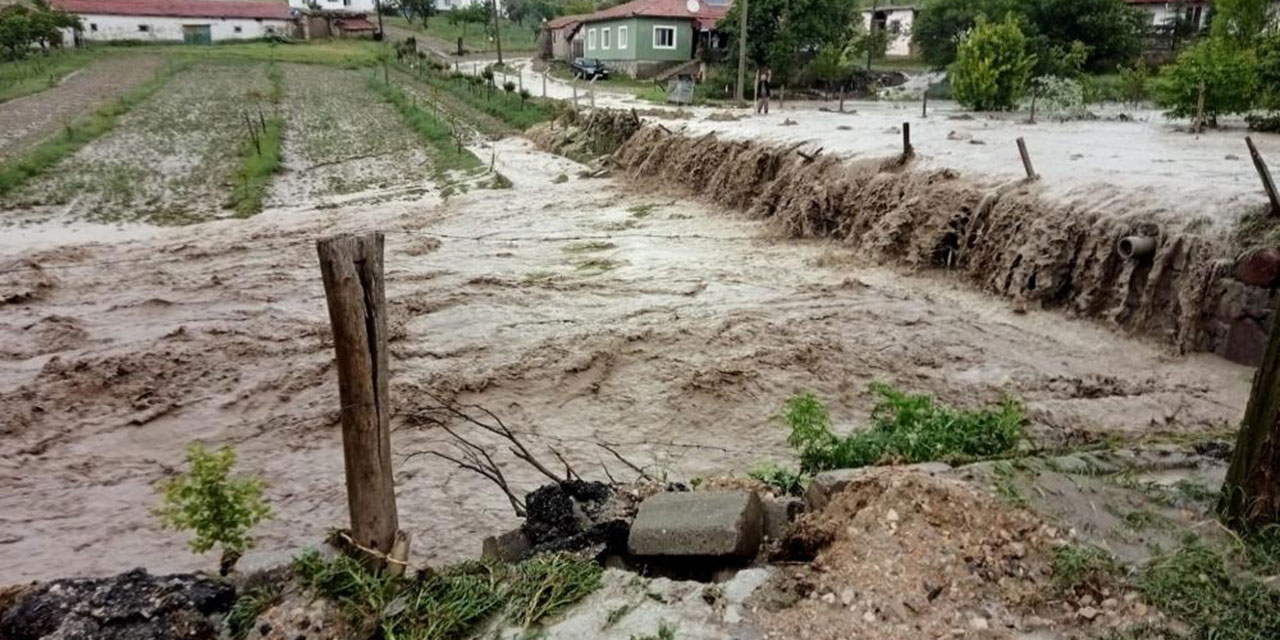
[
  {"left": 0, "top": 49, "right": 102, "bottom": 103},
  {"left": 406, "top": 62, "right": 559, "bottom": 131},
  {"left": 367, "top": 73, "right": 487, "bottom": 180},
  {"left": 1139, "top": 535, "right": 1280, "bottom": 640},
  {"left": 113, "top": 40, "right": 381, "bottom": 68},
  {"left": 293, "top": 550, "right": 601, "bottom": 639},
  {"left": 228, "top": 63, "right": 285, "bottom": 216},
  {"left": 0, "top": 58, "right": 185, "bottom": 196},
  {"left": 386, "top": 15, "right": 538, "bottom": 54}
]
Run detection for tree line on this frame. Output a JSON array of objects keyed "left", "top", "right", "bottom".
[{"left": 0, "top": 0, "right": 81, "bottom": 60}]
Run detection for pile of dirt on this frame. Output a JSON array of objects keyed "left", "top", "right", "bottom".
[
  {"left": 0, "top": 568, "right": 235, "bottom": 640},
  {"left": 762, "top": 470, "right": 1103, "bottom": 639},
  {"left": 526, "top": 109, "right": 642, "bottom": 161},
  {"left": 613, "top": 124, "right": 1243, "bottom": 356}
]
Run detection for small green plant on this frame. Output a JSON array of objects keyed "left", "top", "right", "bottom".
[
  {"left": 950, "top": 14, "right": 1036, "bottom": 111},
  {"left": 154, "top": 443, "right": 272, "bottom": 574},
  {"left": 1052, "top": 543, "right": 1120, "bottom": 597},
  {"left": 227, "top": 584, "right": 282, "bottom": 639},
  {"left": 1118, "top": 64, "right": 1149, "bottom": 106},
  {"left": 506, "top": 553, "right": 603, "bottom": 627},
  {"left": 779, "top": 384, "right": 1025, "bottom": 474},
  {"left": 1140, "top": 536, "right": 1280, "bottom": 640},
  {"left": 630, "top": 620, "right": 677, "bottom": 640},
  {"left": 748, "top": 462, "right": 806, "bottom": 497}
]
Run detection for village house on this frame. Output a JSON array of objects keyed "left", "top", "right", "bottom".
[
  {"left": 51, "top": 0, "right": 293, "bottom": 44},
  {"left": 288, "top": 0, "right": 378, "bottom": 39},
  {"left": 540, "top": 13, "right": 587, "bottom": 61},
  {"left": 432, "top": 0, "right": 504, "bottom": 11},
  {"left": 862, "top": 4, "right": 917, "bottom": 58},
  {"left": 574, "top": 0, "right": 728, "bottom": 78}
]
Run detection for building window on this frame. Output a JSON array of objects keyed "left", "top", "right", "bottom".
[
  {"left": 138, "top": 24, "right": 149, "bottom": 32},
  {"left": 618, "top": 25, "right": 627, "bottom": 49},
  {"left": 601, "top": 27, "right": 610, "bottom": 49},
  {"left": 587, "top": 27, "right": 597, "bottom": 50},
  {"left": 889, "top": 19, "right": 901, "bottom": 34},
  {"left": 653, "top": 25, "right": 675, "bottom": 49},
  {"left": 90, "top": 23, "right": 98, "bottom": 31},
  {"left": 266, "top": 26, "right": 276, "bottom": 34},
  {"left": 234, "top": 25, "right": 243, "bottom": 33}
]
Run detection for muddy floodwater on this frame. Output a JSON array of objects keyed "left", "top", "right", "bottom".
[{"left": 0, "top": 138, "right": 1250, "bottom": 582}]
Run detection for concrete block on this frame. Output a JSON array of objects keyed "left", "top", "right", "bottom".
[
  {"left": 806, "top": 462, "right": 952, "bottom": 511},
  {"left": 481, "top": 528, "right": 530, "bottom": 562},
  {"left": 627, "top": 491, "right": 762, "bottom": 557},
  {"left": 761, "top": 496, "right": 804, "bottom": 540}
]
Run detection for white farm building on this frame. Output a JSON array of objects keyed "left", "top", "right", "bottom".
[
  {"left": 52, "top": 0, "right": 294, "bottom": 44},
  {"left": 862, "top": 4, "right": 917, "bottom": 58}
]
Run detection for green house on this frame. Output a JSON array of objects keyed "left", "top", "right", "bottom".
[{"left": 577, "top": 0, "right": 729, "bottom": 78}]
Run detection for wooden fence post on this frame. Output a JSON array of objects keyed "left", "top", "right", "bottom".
[
  {"left": 542, "top": 71, "right": 547, "bottom": 98},
  {"left": 316, "top": 232, "right": 405, "bottom": 572},
  {"left": 1246, "top": 136, "right": 1280, "bottom": 217},
  {"left": 1016, "top": 137, "right": 1037, "bottom": 180},
  {"left": 902, "top": 122, "right": 912, "bottom": 156},
  {"left": 921, "top": 86, "right": 928, "bottom": 118}
]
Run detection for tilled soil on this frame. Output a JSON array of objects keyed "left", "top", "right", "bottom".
[
  {"left": 0, "top": 138, "right": 1250, "bottom": 583},
  {"left": 0, "top": 53, "right": 164, "bottom": 161}
]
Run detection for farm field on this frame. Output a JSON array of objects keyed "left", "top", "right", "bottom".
[
  {"left": 0, "top": 52, "right": 164, "bottom": 161},
  {"left": 266, "top": 64, "right": 434, "bottom": 207}
]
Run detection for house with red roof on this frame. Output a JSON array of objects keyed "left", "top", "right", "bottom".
[
  {"left": 51, "top": 0, "right": 294, "bottom": 43},
  {"left": 573, "top": 0, "right": 730, "bottom": 78},
  {"left": 540, "top": 13, "right": 588, "bottom": 61}
]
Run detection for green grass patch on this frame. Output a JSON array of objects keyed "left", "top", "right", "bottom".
[
  {"left": 124, "top": 40, "right": 382, "bottom": 68},
  {"left": 293, "top": 549, "right": 601, "bottom": 638},
  {"left": 0, "top": 49, "right": 102, "bottom": 103},
  {"left": 386, "top": 15, "right": 538, "bottom": 54},
  {"left": 747, "top": 462, "right": 806, "bottom": 497},
  {"left": 367, "top": 74, "right": 486, "bottom": 181},
  {"left": 780, "top": 384, "right": 1025, "bottom": 474},
  {"left": 406, "top": 62, "right": 559, "bottom": 131},
  {"left": 228, "top": 63, "right": 284, "bottom": 216},
  {"left": 1140, "top": 536, "right": 1280, "bottom": 640},
  {"left": 1052, "top": 543, "right": 1121, "bottom": 597},
  {"left": 227, "top": 584, "right": 282, "bottom": 640},
  {"left": 0, "top": 58, "right": 185, "bottom": 196}
]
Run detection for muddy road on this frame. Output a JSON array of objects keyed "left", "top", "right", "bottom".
[{"left": 0, "top": 138, "right": 1250, "bottom": 582}]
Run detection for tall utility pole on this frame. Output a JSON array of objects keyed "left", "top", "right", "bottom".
[
  {"left": 735, "top": 0, "right": 748, "bottom": 105},
  {"left": 374, "top": 0, "right": 385, "bottom": 40},
  {"left": 491, "top": 0, "right": 504, "bottom": 65}
]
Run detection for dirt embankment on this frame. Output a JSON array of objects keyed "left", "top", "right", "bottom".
[{"left": 531, "top": 112, "right": 1273, "bottom": 363}]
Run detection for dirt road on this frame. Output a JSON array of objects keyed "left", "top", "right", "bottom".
[
  {"left": 0, "top": 138, "right": 1249, "bottom": 582},
  {"left": 0, "top": 53, "right": 164, "bottom": 161}
]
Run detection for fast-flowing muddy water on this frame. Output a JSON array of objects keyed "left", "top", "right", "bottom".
[{"left": 0, "top": 138, "right": 1250, "bottom": 582}]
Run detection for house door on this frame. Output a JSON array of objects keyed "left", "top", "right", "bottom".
[{"left": 183, "top": 24, "right": 212, "bottom": 44}]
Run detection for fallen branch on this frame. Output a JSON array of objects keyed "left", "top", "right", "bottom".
[
  {"left": 797, "top": 147, "right": 824, "bottom": 163},
  {"left": 598, "top": 443, "right": 657, "bottom": 483},
  {"left": 414, "top": 390, "right": 563, "bottom": 484}
]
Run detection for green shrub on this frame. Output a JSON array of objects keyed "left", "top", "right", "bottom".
[
  {"left": 779, "top": 384, "right": 1025, "bottom": 474},
  {"left": 950, "top": 14, "right": 1036, "bottom": 111},
  {"left": 154, "top": 443, "right": 272, "bottom": 574},
  {"left": 747, "top": 462, "right": 806, "bottom": 496},
  {"left": 1031, "top": 75, "right": 1087, "bottom": 119},
  {"left": 1155, "top": 38, "right": 1257, "bottom": 126},
  {"left": 1118, "top": 64, "right": 1150, "bottom": 105}
]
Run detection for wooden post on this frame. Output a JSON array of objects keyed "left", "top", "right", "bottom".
[
  {"left": 839, "top": 85, "right": 845, "bottom": 113},
  {"left": 490, "top": 0, "right": 503, "bottom": 65},
  {"left": 921, "top": 86, "right": 928, "bottom": 118},
  {"left": 316, "top": 232, "right": 404, "bottom": 570},
  {"left": 590, "top": 76, "right": 596, "bottom": 109},
  {"left": 780, "top": 85, "right": 785, "bottom": 108},
  {"left": 902, "top": 122, "right": 912, "bottom": 156},
  {"left": 1016, "top": 137, "right": 1037, "bottom": 180},
  {"left": 573, "top": 80, "right": 578, "bottom": 114},
  {"left": 1220, "top": 297, "right": 1280, "bottom": 529},
  {"left": 1246, "top": 136, "right": 1280, "bottom": 217},
  {"left": 1194, "top": 81, "right": 1206, "bottom": 134}
]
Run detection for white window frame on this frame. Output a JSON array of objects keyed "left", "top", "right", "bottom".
[
  {"left": 601, "top": 27, "right": 611, "bottom": 49},
  {"left": 618, "top": 25, "right": 628, "bottom": 49},
  {"left": 652, "top": 25, "right": 676, "bottom": 50},
  {"left": 587, "top": 27, "right": 597, "bottom": 50}
]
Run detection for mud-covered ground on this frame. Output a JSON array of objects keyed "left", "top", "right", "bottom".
[
  {"left": 265, "top": 64, "right": 434, "bottom": 207},
  {"left": 0, "top": 53, "right": 165, "bottom": 161},
  {"left": 1, "top": 62, "right": 271, "bottom": 225},
  {"left": 0, "top": 137, "right": 1250, "bottom": 582}
]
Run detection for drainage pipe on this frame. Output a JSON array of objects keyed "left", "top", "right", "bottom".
[{"left": 1117, "top": 235, "right": 1156, "bottom": 260}]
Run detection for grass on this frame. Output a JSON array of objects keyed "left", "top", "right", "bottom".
[
  {"left": 630, "top": 620, "right": 677, "bottom": 640},
  {"left": 1140, "top": 536, "right": 1280, "bottom": 640},
  {"left": 229, "top": 64, "right": 284, "bottom": 216},
  {"left": 0, "top": 49, "right": 102, "bottom": 103},
  {"left": 0, "top": 58, "right": 185, "bottom": 197},
  {"left": 386, "top": 15, "right": 538, "bottom": 54},
  {"left": 293, "top": 549, "right": 601, "bottom": 638},
  {"left": 779, "top": 384, "right": 1025, "bottom": 474},
  {"left": 747, "top": 462, "right": 806, "bottom": 497},
  {"left": 1052, "top": 543, "right": 1121, "bottom": 597},
  {"left": 227, "top": 584, "right": 282, "bottom": 640},
  {"left": 125, "top": 39, "right": 382, "bottom": 68},
  {"left": 367, "top": 74, "right": 486, "bottom": 181},
  {"left": 402, "top": 61, "right": 560, "bottom": 131}
]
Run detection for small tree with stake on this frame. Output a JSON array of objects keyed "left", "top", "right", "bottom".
[
  {"left": 481, "top": 66, "right": 495, "bottom": 100},
  {"left": 518, "top": 87, "right": 531, "bottom": 110},
  {"left": 503, "top": 79, "right": 516, "bottom": 102}
]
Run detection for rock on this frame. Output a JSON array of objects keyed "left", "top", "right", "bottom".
[
  {"left": 1224, "top": 317, "right": 1267, "bottom": 366},
  {"left": 628, "top": 491, "right": 763, "bottom": 557},
  {"left": 1078, "top": 606, "right": 1100, "bottom": 621},
  {"left": 0, "top": 568, "right": 234, "bottom": 640},
  {"left": 481, "top": 528, "right": 531, "bottom": 562},
  {"left": 522, "top": 480, "right": 632, "bottom": 554},
  {"left": 970, "top": 616, "right": 990, "bottom": 630},
  {"left": 761, "top": 496, "right": 805, "bottom": 540},
  {"left": 1235, "top": 248, "right": 1280, "bottom": 288},
  {"left": 840, "top": 588, "right": 856, "bottom": 606},
  {"left": 806, "top": 463, "right": 951, "bottom": 510}
]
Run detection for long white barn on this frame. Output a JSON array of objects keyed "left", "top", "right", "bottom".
[{"left": 52, "top": 0, "right": 294, "bottom": 44}]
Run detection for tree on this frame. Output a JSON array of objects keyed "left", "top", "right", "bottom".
[
  {"left": 950, "top": 14, "right": 1036, "bottom": 111},
  {"left": 447, "top": 4, "right": 488, "bottom": 38},
  {"left": 1155, "top": 37, "right": 1257, "bottom": 125},
  {"left": 399, "top": 0, "right": 435, "bottom": 28},
  {"left": 1219, "top": 306, "right": 1280, "bottom": 531},
  {"left": 0, "top": 2, "right": 78, "bottom": 60},
  {"left": 1210, "top": 0, "right": 1272, "bottom": 47},
  {"left": 718, "top": 0, "right": 856, "bottom": 84},
  {"left": 154, "top": 444, "right": 272, "bottom": 575},
  {"left": 912, "top": 0, "right": 1018, "bottom": 69}
]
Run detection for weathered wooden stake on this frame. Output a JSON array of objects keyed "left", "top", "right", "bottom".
[
  {"left": 1246, "top": 136, "right": 1280, "bottom": 217},
  {"left": 921, "top": 87, "right": 928, "bottom": 118},
  {"left": 542, "top": 72, "right": 547, "bottom": 98},
  {"left": 316, "top": 232, "right": 404, "bottom": 571},
  {"left": 902, "top": 122, "right": 912, "bottom": 156},
  {"left": 1220, "top": 297, "right": 1280, "bottom": 529},
  {"left": 572, "top": 80, "right": 578, "bottom": 114},
  {"left": 1016, "top": 137, "right": 1037, "bottom": 180},
  {"left": 838, "top": 86, "right": 845, "bottom": 113},
  {"left": 1194, "top": 81, "right": 1206, "bottom": 134}
]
